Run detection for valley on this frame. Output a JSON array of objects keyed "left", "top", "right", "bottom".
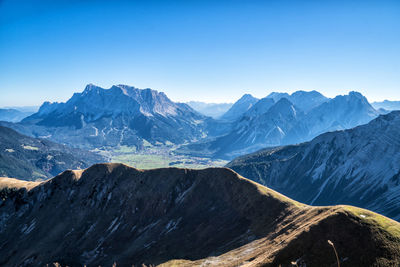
[
  {"left": 2, "top": 2, "right": 400, "bottom": 265},
  {"left": 106, "top": 144, "right": 228, "bottom": 169},
  {"left": 1, "top": 85, "right": 400, "bottom": 266}
]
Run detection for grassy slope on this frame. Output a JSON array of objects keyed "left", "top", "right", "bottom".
[{"left": 0, "top": 164, "right": 399, "bottom": 266}]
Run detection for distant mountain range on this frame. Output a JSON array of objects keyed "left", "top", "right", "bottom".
[
  {"left": 1, "top": 163, "right": 399, "bottom": 266},
  {"left": 1, "top": 84, "right": 213, "bottom": 149},
  {"left": 0, "top": 85, "right": 384, "bottom": 161},
  {"left": 180, "top": 91, "right": 379, "bottom": 159},
  {"left": 0, "top": 126, "right": 105, "bottom": 180},
  {"left": 186, "top": 101, "right": 232, "bottom": 118},
  {"left": 372, "top": 100, "right": 400, "bottom": 111},
  {"left": 0, "top": 108, "right": 36, "bottom": 123},
  {"left": 228, "top": 111, "right": 400, "bottom": 221}
]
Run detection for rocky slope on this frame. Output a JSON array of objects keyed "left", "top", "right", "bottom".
[
  {"left": 182, "top": 91, "right": 379, "bottom": 160},
  {"left": 266, "top": 90, "right": 328, "bottom": 112},
  {"left": 4, "top": 84, "right": 211, "bottom": 149},
  {"left": 0, "top": 126, "right": 105, "bottom": 180},
  {"left": 228, "top": 111, "right": 400, "bottom": 221},
  {"left": 182, "top": 98, "right": 302, "bottom": 159},
  {"left": 284, "top": 91, "right": 379, "bottom": 144},
  {"left": 0, "top": 163, "right": 399, "bottom": 266}
]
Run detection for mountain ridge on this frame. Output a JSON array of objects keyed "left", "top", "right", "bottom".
[
  {"left": 180, "top": 91, "right": 377, "bottom": 160},
  {"left": 0, "top": 163, "right": 399, "bottom": 266},
  {"left": 0, "top": 125, "right": 105, "bottom": 180},
  {"left": 228, "top": 110, "right": 400, "bottom": 221}
]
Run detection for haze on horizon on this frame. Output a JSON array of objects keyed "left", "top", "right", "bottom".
[{"left": 0, "top": 0, "right": 399, "bottom": 107}]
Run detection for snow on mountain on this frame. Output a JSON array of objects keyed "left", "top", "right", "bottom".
[
  {"left": 266, "top": 90, "right": 328, "bottom": 112},
  {"left": 220, "top": 94, "right": 259, "bottom": 121},
  {"left": 285, "top": 91, "right": 379, "bottom": 144},
  {"left": 181, "top": 91, "right": 378, "bottom": 160},
  {"left": 15, "top": 84, "right": 210, "bottom": 149},
  {"left": 228, "top": 111, "right": 400, "bottom": 220}
]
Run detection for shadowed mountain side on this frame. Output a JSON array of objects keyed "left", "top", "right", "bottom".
[
  {"left": 228, "top": 111, "right": 400, "bottom": 221},
  {"left": 0, "top": 126, "right": 106, "bottom": 180},
  {"left": 0, "top": 163, "right": 399, "bottom": 266}
]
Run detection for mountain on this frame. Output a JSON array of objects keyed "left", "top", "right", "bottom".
[
  {"left": 241, "top": 96, "right": 275, "bottom": 117},
  {"left": 284, "top": 91, "right": 379, "bottom": 144},
  {"left": 0, "top": 126, "right": 105, "bottom": 180},
  {"left": 0, "top": 108, "right": 34, "bottom": 122},
  {"left": 6, "top": 84, "right": 211, "bottom": 149},
  {"left": 267, "top": 90, "right": 329, "bottom": 112},
  {"left": 265, "top": 92, "right": 290, "bottom": 102},
  {"left": 220, "top": 94, "right": 259, "bottom": 121},
  {"left": 181, "top": 92, "right": 377, "bottom": 160},
  {"left": 372, "top": 100, "right": 400, "bottom": 111},
  {"left": 186, "top": 101, "right": 233, "bottom": 118},
  {"left": 183, "top": 98, "right": 302, "bottom": 159},
  {"left": 1, "top": 163, "right": 399, "bottom": 266},
  {"left": 228, "top": 111, "right": 400, "bottom": 221}
]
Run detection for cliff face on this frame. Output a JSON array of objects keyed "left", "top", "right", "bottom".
[{"left": 0, "top": 163, "right": 399, "bottom": 266}]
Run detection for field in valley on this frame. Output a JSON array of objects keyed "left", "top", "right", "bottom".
[{"left": 96, "top": 145, "right": 228, "bottom": 170}]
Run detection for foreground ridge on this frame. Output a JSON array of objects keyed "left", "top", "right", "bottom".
[{"left": 0, "top": 163, "right": 399, "bottom": 266}]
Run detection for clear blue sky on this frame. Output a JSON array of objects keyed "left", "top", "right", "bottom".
[{"left": 1, "top": 0, "right": 399, "bottom": 107}]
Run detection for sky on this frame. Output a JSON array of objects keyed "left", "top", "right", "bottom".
[{"left": 0, "top": 0, "right": 399, "bottom": 107}]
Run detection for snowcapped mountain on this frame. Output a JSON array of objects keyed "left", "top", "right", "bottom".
[
  {"left": 266, "top": 90, "right": 328, "bottom": 112},
  {"left": 241, "top": 97, "right": 275, "bottom": 117},
  {"left": 285, "top": 91, "right": 379, "bottom": 144},
  {"left": 220, "top": 94, "right": 259, "bottom": 121},
  {"left": 228, "top": 111, "right": 400, "bottom": 220},
  {"left": 25, "top": 84, "right": 193, "bottom": 125},
  {"left": 224, "top": 98, "right": 302, "bottom": 155},
  {"left": 12, "top": 84, "right": 210, "bottom": 149},
  {"left": 181, "top": 91, "right": 378, "bottom": 160},
  {"left": 180, "top": 98, "right": 303, "bottom": 159}
]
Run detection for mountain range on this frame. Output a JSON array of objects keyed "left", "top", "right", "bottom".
[
  {"left": 372, "top": 100, "right": 400, "bottom": 111},
  {"left": 228, "top": 111, "right": 400, "bottom": 221},
  {"left": 266, "top": 90, "right": 329, "bottom": 112},
  {"left": 0, "top": 108, "right": 35, "bottom": 123},
  {"left": 1, "top": 163, "right": 399, "bottom": 266},
  {"left": 180, "top": 91, "right": 379, "bottom": 160},
  {"left": 2, "top": 84, "right": 212, "bottom": 149},
  {"left": 0, "top": 126, "right": 105, "bottom": 180},
  {"left": 1, "top": 85, "right": 382, "bottom": 162}
]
